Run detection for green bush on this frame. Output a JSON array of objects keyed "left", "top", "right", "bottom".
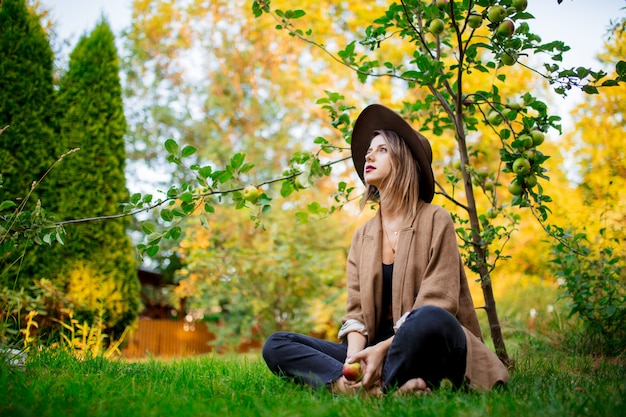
[
  {"left": 551, "top": 230, "right": 626, "bottom": 354},
  {"left": 0, "top": 278, "right": 72, "bottom": 348}
]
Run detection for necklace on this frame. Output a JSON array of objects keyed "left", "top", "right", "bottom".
[
  {"left": 386, "top": 225, "right": 400, "bottom": 235},
  {"left": 383, "top": 226, "right": 398, "bottom": 255}
]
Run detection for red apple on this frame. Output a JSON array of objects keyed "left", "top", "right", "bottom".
[
  {"left": 342, "top": 361, "right": 363, "bottom": 382},
  {"left": 497, "top": 20, "right": 515, "bottom": 37}
]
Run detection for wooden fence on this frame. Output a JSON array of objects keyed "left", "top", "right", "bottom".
[
  {"left": 121, "top": 318, "right": 262, "bottom": 359},
  {"left": 122, "top": 318, "right": 215, "bottom": 359}
]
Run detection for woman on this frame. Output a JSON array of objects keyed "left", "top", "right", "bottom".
[{"left": 262, "top": 104, "right": 509, "bottom": 394}]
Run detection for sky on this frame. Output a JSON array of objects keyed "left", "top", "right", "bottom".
[
  {"left": 42, "top": 0, "right": 625, "bottom": 131},
  {"left": 44, "top": 0, "right": 625, "bottom": 62},
  {"left": 44, "top": 1, "right": 625, "bottom": 64}
]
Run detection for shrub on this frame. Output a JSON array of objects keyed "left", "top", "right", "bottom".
[{"left": 551, "top": 230, "right": 626, "bottom": 354}]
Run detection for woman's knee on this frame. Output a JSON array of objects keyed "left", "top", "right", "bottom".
[
  {"left": 262, "top": 331, "right": 289, "bottom": 368},
  {"left": 402, "top": 306, "right": 464, "bottom": 343}
]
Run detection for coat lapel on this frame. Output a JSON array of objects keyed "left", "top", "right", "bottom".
[
  {"left": 362, "top": 211, "right": 383, "bottom": 337},
  {"left": 391, "top": 204, "right": 422, "bottom": 323}
]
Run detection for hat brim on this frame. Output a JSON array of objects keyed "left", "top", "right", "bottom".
[{"left": 351, "top": 104, "right": 435, "bottom": 203}]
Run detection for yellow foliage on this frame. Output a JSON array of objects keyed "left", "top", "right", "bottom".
[
  {"left": 65, "top": 262, "right": 127, "bottom": 328},
  {"left": 55, "top": 306, "right": 129, "bottom": 360}
]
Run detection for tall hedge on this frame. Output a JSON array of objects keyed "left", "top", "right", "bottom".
[
  {"left": 0, "top": 0, "right": 59, "bottom": 286},
  {"left": 55, "top": 20, "right": 140, "bottom": 335}
]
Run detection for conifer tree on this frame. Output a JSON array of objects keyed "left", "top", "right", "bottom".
[
  {"left": 55, "top": 19, "right": 140, "bottom": 334},
  {"left": 0, "top": 0, "right": 59, "bottom": 286}
]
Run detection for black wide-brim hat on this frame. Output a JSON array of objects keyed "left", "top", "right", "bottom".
[{"left": 351, "top": 104, "right": 435, "bottom": 203}]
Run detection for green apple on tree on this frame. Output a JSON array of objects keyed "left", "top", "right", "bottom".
[
  {"left": 505, "top": 107, "right": 518, "bottom": 120},
  {"left": 512, "top": 0, "right": 528, "bottom": 12},
  {"left": 525, "top": 174, "right": 538, "bottom": 188},
  {"left": 487, "top": 5, "right": 507, "bottom": 23},
  {"left": 512, "top": 157, "right": 531, "bottom": 176},
  {"left": 436, "top": 0, "right": 449, "bottom": 9},
  {"left": 487, "top": 111, "right": 502, "bottom": 126},
  {"left": 342, "top": 361, "right": 363, "bottom": 382},
  {"left": 531, "top": 130, "right": 545, "bottom": 146},
  {"left": 501, "top": 50, "right": 517, "bottom": 66},
  {"left": 429, "top": 18, "right": 445, "bottom": 35},
  {"left": 508, "top": 178, "right": 524, "bottom": 195},
  {"left": 242, "top": 185, "right": 260, "bottom": 203},
  {"left": 518, "top": 134, "right": 534, "bottom": 149},
  {"left": 467, "top": 13, "right": 483, "bottom": 29},
  {"left": 523, "top": 148, "right": 537, "bottom": 161}
]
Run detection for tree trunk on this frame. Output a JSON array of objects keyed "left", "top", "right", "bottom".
[{"left": 456, "top": 130, "right": 513, "bottom": 368}]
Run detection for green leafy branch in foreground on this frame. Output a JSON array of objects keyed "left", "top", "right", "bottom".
[
  {"left": 0, "top": 95, "right": 356, "bottom": 264},
  {"left": 0, "top": 147, "right": 80, "bottom": 276}
]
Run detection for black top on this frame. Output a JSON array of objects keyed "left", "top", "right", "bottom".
[{"left": 374, "top": 263, "right": 395, "bottom": 344}]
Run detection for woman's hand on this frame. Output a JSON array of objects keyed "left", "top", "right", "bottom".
[{"left": 346, "top": 341, "right": 389, "bottom": 389}]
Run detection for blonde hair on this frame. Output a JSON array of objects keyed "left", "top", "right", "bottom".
[{"left": 360, "top": 129, "right": 421, "bottom": 218}]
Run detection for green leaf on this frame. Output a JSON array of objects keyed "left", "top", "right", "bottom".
[
  {"left": 280, "top": 180, "right": 293, "bottom": 197},
  {"left": 142, "top": 222, "right": 157, "bottom": 234},
  {"left": 616, "top": 60, "right": 626, "bottom": 79},
  {"left": 164, "top": 139, "right": 179, "bottom": 155},
  {"left": 401, "top": 70, "right": 421, "bottom": 79},
  {"left": 181, "top": 145, "right": 197, "bottom": 158},
  {"left": 179, "top": 192, "right": 193, "bottom": 204},
  {"left": 231, "top": 153, "right": 245, "bottom": 169},
  {"left": 601, "top": 79, "right": 619, "bottom": 87},
  {"left": 582, "top": 85, "right": 599, "bottom": 94},
  {"left": 295, "top": 212, "right": 309, "bottom": 224},
  {"left": 217, "top": 170, "right": 233, "bottom": 183},
  {"left": 130, "top": 193, "right": 142, "bottom": 205},
  {"left": 146, "top": 245, "right": 159, "bottom": 257},
  {"left": 198, "top": 166, "right": 212, "bottom": 179},
  {"left": 0, "top": 200, "right": 16, "bottom": 211},
  {"left": 160, "top": 209, "right": 174, "bottom": 222},
  {"left": 239, "top": 163, "right": 255, "bottom": 174},
  {"left": 167, "top": 226, "right": 182, "bottom": 240},
  {"left": 147, "top": 233, "right": 162, "bottom": 246}
]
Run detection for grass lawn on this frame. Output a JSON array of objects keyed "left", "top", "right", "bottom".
[{"left": 1, "top": 338, "right": 625, "bottom": 417}]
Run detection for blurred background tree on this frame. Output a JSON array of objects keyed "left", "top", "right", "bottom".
[
  {"left": 54, "top": 20, "right": 140, "bottom": 336},
  {"left": 0, "top": 0, "right": 59, "bottom": 287}
]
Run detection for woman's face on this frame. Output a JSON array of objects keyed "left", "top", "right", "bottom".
[{"left": 364, "top": 134, "right": 392, "bottom": 188}]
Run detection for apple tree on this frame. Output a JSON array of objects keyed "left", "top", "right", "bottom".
[{"left": 245, "top": 0, "right": 625, "bottom": 365}]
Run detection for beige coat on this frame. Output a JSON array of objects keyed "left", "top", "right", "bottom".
[{"left": 341, "top": 202, "right": 509, "bottom": 390}]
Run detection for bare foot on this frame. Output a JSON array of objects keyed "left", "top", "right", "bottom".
[
  {"left": 329, "top": 376, "right": 383, "bottom": 396},
  {"left": 394, "top": 378, "right": 431, "bottom": 396}
]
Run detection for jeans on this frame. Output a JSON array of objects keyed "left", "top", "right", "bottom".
[{"left": 262, "top": 305, "right": 467, "bottom": 392}]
